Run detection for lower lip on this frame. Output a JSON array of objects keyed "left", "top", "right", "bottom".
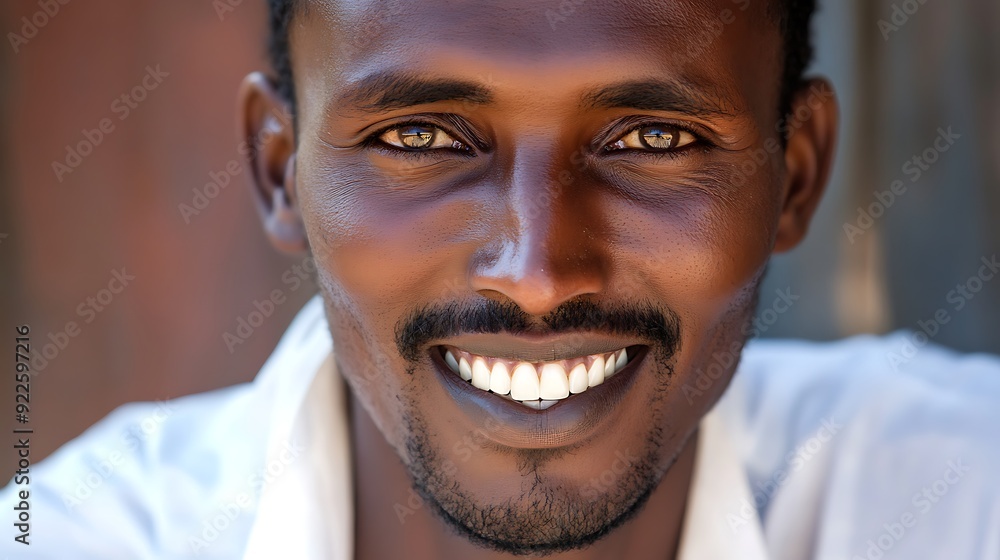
[{"left": 429, "top": 345, "right": 648, "bottom": 450}]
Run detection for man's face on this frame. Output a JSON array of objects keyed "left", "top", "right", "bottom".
[{"left": 263, "top": 0, "right": 825, "bottom": 553}]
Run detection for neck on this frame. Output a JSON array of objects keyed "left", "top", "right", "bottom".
[{"left": 349, "top": 392, "right": 698, "bottom": 560}]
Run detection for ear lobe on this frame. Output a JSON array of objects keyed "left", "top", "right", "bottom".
[
  {"left": 773, "top": 78, "right": 839, "bottom": 253},
  {"left": 237, "top": 71, "right": 308, "bottom": 254},
  {"left": 266, "top": 153, "right": 309, "bottom": 253}
]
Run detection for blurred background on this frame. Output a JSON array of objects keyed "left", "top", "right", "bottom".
[{"left": 0, "top": 0, "right": 997, "bottom": 476}]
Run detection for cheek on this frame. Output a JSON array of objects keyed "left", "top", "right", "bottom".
[
  {"left": 607, "top": 165, "right": 777, "bottom": 406},
  {"left": 321, "top": 295, "right": 406, "bottom": 436},
  {"left": 296, "top": 150, "right": 484, "bottom": 316},
  {"left": 294, "top": 152, "right": 425, "bottom": 441},
  {"left": 668, "top": 278, "right": 761, "bottom": 420},
  {"left": 296, "top": 149, "right": 488, "bottom": 446},
  {"left": 610, "top": 170, "right": 777, "bottom": 328}
]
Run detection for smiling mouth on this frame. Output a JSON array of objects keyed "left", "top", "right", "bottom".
[{"left": 439, "top": 345, "right": 639, "bottom": 410}]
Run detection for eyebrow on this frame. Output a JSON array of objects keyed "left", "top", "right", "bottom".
[
  {"left": 338, "top": 70, "right": 736, "bottom": 118},
  {"left": 338, "top": 70, "right": 494, "bottom": 113},
  {"left": 580, "top": 78, "right": 736, "bottom": 118}
]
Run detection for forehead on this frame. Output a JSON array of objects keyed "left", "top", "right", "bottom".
[
  {"left": 294, "top": 0, "right": 781, "bottom": 125},
  {"left": 323, "top": 0, "right": 766, "bottom": 51}
]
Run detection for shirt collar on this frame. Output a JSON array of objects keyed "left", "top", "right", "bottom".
[
  {"left": 241, "top": 295, "right": 768, "bottom": 559},
  {"left": 241, "top": 295, "right": 351, "bottom": 559},
  {"left": 676, "top": 407, "right": 769, "bottom": 559}
]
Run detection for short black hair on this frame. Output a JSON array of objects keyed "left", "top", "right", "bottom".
[
  {"left": 266, "top": 0, "right": 299, "bottom": 110},
  {"left": 267, "top": 0, "right": 816, "bottom": 131}
]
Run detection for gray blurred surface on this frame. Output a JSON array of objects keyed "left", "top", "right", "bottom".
[{"left": 760, "top": 0, "right": 1000, "bottom": 354}]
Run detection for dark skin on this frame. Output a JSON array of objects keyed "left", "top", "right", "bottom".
[{"left": 238, "top": 0, "right": 837, "bottom": 558}]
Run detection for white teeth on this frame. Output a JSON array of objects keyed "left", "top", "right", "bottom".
[
  {"left": 489, "top": 361, "right": 511, "bottom": 395},
  {"left": 517, "top": 399, "right": 558, "bottom": 410},
  {"left": 510, "top": 363, "right": 540, "bottom": 401},
  {"left": 471, "top": 357, "right": 492, "bottom": 391},
  {"left": 615, "top": 349, "right": 628, "bottom": 371},
  {"left": 588, "top": 355, "right": 605, "bottom": 387},
  {"left": 539, "top": 363, "right": 570, "bottom": 400},
  {"left": 569, "top": 363, "right": 589, "bottom": 394},
  {"left": 445, "top": 350, "right": 459, "bottom": 373},
  {"left": 445, "top": 346, "right": 634, "bottom": 408},
  {"left": 517, "top": 399, "right": 559, "bottom": 410},
  {"left": 458, "top": 357, "right": 473, "bottom": 381}
]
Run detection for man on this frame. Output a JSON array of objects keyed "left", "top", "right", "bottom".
[{"left": 4, "top": 0, "right": 999, "bottom": 558}]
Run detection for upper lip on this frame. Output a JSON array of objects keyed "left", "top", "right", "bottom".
[{"left": 437, "top": 332, "right": 647, "bottom": 363}]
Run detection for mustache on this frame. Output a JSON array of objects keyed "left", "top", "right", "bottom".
[{"left": 394, "top": 297, "right": 682, "bottom": 362}]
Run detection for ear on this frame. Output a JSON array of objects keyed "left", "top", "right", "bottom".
[
  {"left": 773, "top": 77, "right": 839, "bottom": 253},
  {"left": 237, "top": 72, "right": 308, "bottom": 254}
]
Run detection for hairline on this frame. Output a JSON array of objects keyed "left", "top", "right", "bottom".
[{"left": 269, "top": 0, "right": 814, "bottom": 142}]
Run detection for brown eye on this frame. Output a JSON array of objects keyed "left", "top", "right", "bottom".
[
  {"left": 398, "top": 125, "right": 435, "bottom": 148},
  {"left": 605, "top": 124, "right": 696, "bottom": 152},
  {"left": 378, "top": 123, "right": 468, "bottom": 152},
  {"left": 640, "top": 125, "right": 679, "bottom": 149}
]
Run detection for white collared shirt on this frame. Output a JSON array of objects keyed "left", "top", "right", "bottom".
[{"left": 4, "top": 295, "right": 1000, "bottom": 559}]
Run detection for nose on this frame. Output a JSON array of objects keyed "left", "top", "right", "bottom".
[{"left": 469, "top": 147, "right": 608, "bottom": 316}]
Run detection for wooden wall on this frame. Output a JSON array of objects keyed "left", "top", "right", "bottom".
[{"left": 0, "top": 0, "right": 315, "bottom": 475}]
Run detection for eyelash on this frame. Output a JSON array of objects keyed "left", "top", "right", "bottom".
[
  {"left": 602, "top": 119, "right": 708, "bottom": 162},
  {"left": 362, "top": 119, "right": 708, "bottom": 161},
  {"left": 361, "top": 119, "right": 475, "bottom": 161}
]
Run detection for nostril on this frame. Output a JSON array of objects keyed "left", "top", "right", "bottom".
[{"left": 468, "top": 241, "right": 607, "bottom": 317}]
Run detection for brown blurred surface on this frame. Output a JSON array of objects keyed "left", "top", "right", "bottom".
[{"left": 0, "top": 1, "right": 315, "bottom": 477}]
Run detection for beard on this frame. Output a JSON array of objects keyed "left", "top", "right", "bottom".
[
  {"left": 389, "top": 296, "right": 687, "bottom": 555},
  {"left": 399, "top": 393, "right": 693, "bottom": 556},
  {"left": 379, "top": 274, "right": 764, "bottom": 555}
]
